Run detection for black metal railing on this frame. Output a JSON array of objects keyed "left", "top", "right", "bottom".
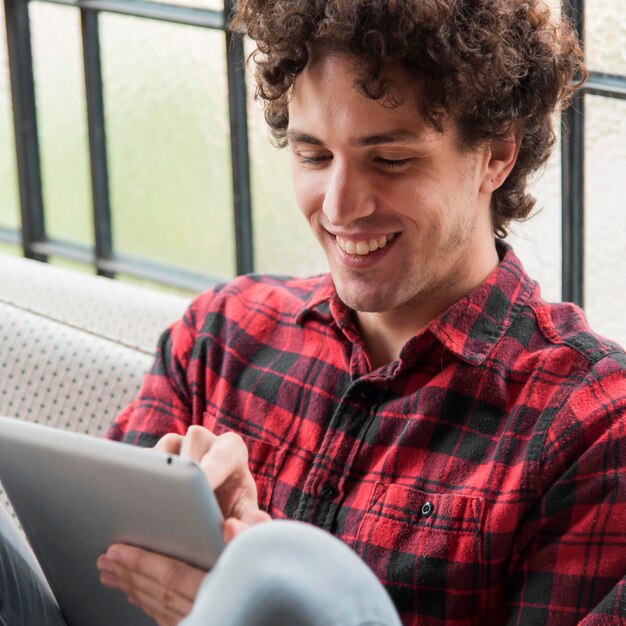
[
  {"left": 3, "top": 0, "right": 626, "bottom": 302},
  {"left": 2, "top": 0, "right": 251, "bottom": 291}
]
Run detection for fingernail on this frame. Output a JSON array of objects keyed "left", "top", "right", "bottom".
[
  {"left": 97, "top": 556, "right": 114, "bottom": 573},
  {"left": 100, "top": 573, "right": 118, "bottom": 589},
  {"left": 108, "top": 548, "right": 124, "bottom": 564}
]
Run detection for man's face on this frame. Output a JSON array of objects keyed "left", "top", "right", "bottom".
[{"left": 287, "top": 53, "right": 497, "bottom": 317}]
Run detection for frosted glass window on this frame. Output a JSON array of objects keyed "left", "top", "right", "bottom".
[
  {"left": 148, "top": 0, "right": 223, "bottom": 10},
  {"left": 100, "top": 16, "right": 235, "bottom": 278},
  {"left": 245, "top": 39, "right": 356, "bottom": 278},
  {"left": 584, "top": 96, "right": 626, "bottom": 347},
  {"left": 0, "top": 242, "right": 20, "bottom": 257},
  {"left": 507, "top": 124, "right": 562, "bottom": 304},
  {"left": 248, "top": 96, "right": 327, "bottom": 277},
  {"left": 586, "top": 0, "right": 626, "bottom": 74},
  {"left": 30, "top": 2, "right": 92, "bottom": 247},
  {"left": 0, "top": 0, "right": 19, "bottom": 231}
]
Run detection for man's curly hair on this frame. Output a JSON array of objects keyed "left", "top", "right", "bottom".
[{"left": 233, "top": 0, "right": 586, "bottom": 237}]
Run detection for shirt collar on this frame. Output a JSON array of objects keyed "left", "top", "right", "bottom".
[
  {"left": 295, "top": 241, "right": 538, "bottom": 365},
  {"left": 295, "top": 274, "right": 337, "bottom": 324},
  {"left": 428, "top": 241, "right": 538, "bottom": 364}
]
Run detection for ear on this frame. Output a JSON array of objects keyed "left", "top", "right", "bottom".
[{"left": 479, "top": 127, "right": 523, "bottom": 194}]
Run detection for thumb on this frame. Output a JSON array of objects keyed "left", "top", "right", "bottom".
[{"left": 223, "top": 510, "right": 271, "bottom": 544}]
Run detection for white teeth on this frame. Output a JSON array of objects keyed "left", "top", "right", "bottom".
[
  {"left": 336, "top": 233, "right": 396, "bottom": 256},
  {"left": 344, "top": 240, "right": 356, "bottom": 254},
  {"left": 356, "top": 241, "right": 370, "bottom": 255}
]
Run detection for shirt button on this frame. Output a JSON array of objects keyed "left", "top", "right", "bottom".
[
  {"left": 356, "top": 385, "right": 376, "bottom": 403},
  {"left": 320, "top": 483, "right": 337, "bottom": 500},
  {"left": 420, "top": 501, "right": 434, "bottom": 517}
]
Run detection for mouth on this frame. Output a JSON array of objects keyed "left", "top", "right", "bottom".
[{"left": 335, "top": 233, "right": 398, "bottom": 257}]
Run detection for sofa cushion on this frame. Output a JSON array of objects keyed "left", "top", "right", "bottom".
[
  {"left": 0, "top": 255, "right": 191, "bottom": 432},
  {"left": 0, "top": 299, "right": 154, "bottom": 436}
]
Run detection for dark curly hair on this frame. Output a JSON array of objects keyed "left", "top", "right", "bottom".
[{"left": 233, "top": 0, "right": 586, "bottom": 237}]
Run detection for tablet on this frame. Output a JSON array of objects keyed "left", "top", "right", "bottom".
[{"left": 0, "top": 415, "right": 225, "bottom": 626}]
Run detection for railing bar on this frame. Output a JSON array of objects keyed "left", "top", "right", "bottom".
[
  {"left": 38, "top": 0, "right": 225, "bottom": 29},
  {"left": 584, "top": 87, "right": 626, "bottom": 100},
  {"left": 81, "top": 8, "right": 114, "bottom": 277},
  {"left": 561, "top": 97, "right": 585, "bottom": 307},
  {"left": 27, "top": 238, "right": 222, "bottom": 290},
  {"left": 30, "top": 238, "right": 94, "bottom": 263},
  {"left": 4, "top": 0, "right": 47, "bottom": 261},
  {"left": 225, "top": 0, "right": 253, "bottom": 275},
  {"left": 587, "top": 70, "right": 626, "bottom": 82},
  {"left": 98, "top": 258, "right": 221, "bottom": 291},
  {"left": 0, "top": 226, "right": 22, "bottom": 245},
  {"left": 583, "top": 73, "right": 626, "bottom": 100},
  {"left": 561, "top": 0, "right": 585, "bottom": 307},
  {"left": 224, "top": 0, "right": 254, "bottom": 274}
]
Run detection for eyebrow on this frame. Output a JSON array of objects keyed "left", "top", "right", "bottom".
[{"left": 286, "top": 128, "right": 425, "bottom": 147}]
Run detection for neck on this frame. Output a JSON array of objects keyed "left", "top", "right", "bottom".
[{"left": 356, "top": 241, "right": 500, "bottom": 369}]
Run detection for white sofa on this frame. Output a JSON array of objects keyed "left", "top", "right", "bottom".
[{"left": 0, "top": 253, "right": 191, "bottom": 517}]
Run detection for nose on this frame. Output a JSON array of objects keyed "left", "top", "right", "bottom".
[{"left": 322, "top": 161, "right": 376, "bottom": 227}]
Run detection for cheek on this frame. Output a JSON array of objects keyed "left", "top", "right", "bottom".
[
  {"left": 293, "top": 172, "right": 324, "bottom": 222},
  {"left": 396, "top": 184, "right": 439, "bottom": 232}
]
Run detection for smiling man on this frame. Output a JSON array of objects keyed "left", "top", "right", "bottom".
[
  {"left": 101, "top": 1, "right": 626, "bottom": 625},
  {"left": 2, "top": 1, "right": 625, "bottom": 625}
]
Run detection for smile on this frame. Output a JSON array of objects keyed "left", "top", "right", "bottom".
[{"left": 335, "top": 233, "right": 397, "bottom": 256}]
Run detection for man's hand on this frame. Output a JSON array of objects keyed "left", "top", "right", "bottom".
[
  {"left": 155, "top": 426, "right": 271, "bottom": 538},
  {"left": 97, "top": 545, "right": 204, "bottom": 626},
  {"left": 97, "top": 426, "right": 271, "bottom": 625}
]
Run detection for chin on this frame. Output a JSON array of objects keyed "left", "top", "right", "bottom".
[{"left": 335, "top": 285, "right": 398, "bottom": 313}]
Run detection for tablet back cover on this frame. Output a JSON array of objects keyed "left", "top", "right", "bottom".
[{"left": 0, "top": 416, "right": 224, "bottom": 626}]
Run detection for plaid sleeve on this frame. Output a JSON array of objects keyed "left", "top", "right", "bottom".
[
  {"left": 107, "top": 303, "right": 198, "bottom": 447},
  {"left": 507, "top": 351, "right": 626, "bottom": 624}
]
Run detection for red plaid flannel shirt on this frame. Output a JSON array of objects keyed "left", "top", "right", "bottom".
[{"left": 109, "top": 242, "right": 626, "bottom": 625}]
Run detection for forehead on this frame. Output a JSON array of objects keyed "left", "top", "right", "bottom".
[{"left": 287, "top": 52, "right": 449, "bottom": 144}]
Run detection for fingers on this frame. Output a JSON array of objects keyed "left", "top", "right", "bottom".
[
  {"left": 198, "top": 431, "right": 249, "bottom": 490},
  {"left": 153, "top": 433, "right": 184, "bottom": 454},
  {"left": 155, "top": 428, "right": 251, "bottom": 492},
  {"left": 179, "top": 426, "right": 218, "bottom": 463},
  {"left": 154, "top": 427, "right": 220, "bottom": 465},
  {"left": 223, "top": 510, "right": 272, "bottom": 544},
  {"left": 97, "top": 545, "right": 205, "bottom": 625},
  {"left": 104, "top": 544, "right": 204, "bottom": 603},
  {"left": 241, "top": 509, "right": 272, "bottom": 525},
  {"left": 156, "top": 427, "right": 263, "bottom": 521},
  {"left": 101, "top": 567, "right": 192, "bottom": 624},
  {"left": 223, "top": 518, "right": 249, "bottom": 544}
]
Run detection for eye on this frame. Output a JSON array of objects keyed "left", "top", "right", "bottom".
[
  {"left": 298, "top": 154, "right": 332, "bottom": 166},
  {"left": 374, "top": 157, "right": 413, "bottom": 170}
]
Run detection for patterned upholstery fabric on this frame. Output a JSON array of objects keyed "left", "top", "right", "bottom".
[
  {"left": 0, "top": 254, "right": 190, "bottom": 354},
  {"left": 0, "top": 254, "right": 190, "bottom": 519}
]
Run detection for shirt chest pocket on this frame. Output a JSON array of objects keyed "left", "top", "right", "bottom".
[
  {"left": 201, "top": 408, "right": 286, "bottom": 513},
  {"left": 355, "top": 483, "right": 486, "bottom": 625}
]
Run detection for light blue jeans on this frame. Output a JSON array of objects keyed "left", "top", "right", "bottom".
[
  {"left": 0, "top": 501, "right": 65, "bottom": 626},
  {"left": 0, "top": 502, "right": 401, "bottom": 626}
]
